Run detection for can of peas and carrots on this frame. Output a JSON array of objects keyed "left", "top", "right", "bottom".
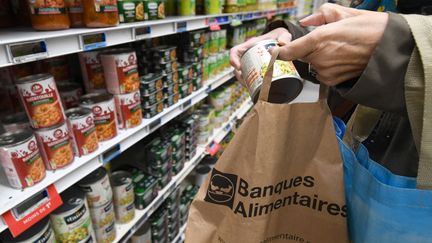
[{"left": 240, "top": 39, "right": 303, "bottom": 103}]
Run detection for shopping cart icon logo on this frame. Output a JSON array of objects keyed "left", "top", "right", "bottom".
[{"left": 205, "top": 168, "right": 237, "bottom": 209}]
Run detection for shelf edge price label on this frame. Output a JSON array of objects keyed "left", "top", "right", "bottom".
[
  {"left": 206, "top": 141, "right": 221, "bottom": 157},
  {"left": 2, "top": 185, "right": 62, "bottom": 237},
  {"left": 134, "top": 26, "right": 152, "bottom": 40},
  {"left": 176, "top": 21, "right": 187, "bottom": 33},
  {"left": 181, "top": 99, "right": 192, "bottom": 110},
  {"left": 102, "top": 144, "right": 121, "bottom": 164},
  {"left": 80, "top": 32, "right": 107, "bottom": 51},
  {"left": 7, "top": 40, "right": 48, "bottom": 64},
  {"left": 148, "top": 118, "right": 162, "bottom": 132}
]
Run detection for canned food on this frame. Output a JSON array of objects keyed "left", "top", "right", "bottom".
[
  {"left": 146, "top": 0, "right": 165, "bottom": 19},
  {"left": 101, "top": 48, "right": 140, "bottom": 94},
  {"left": 142, "top": 100, "right": 164, "bottom": 119},
  {"left": 163, "top": 83, "right": 179, "bottom": 96},
  {"left": 192, "top": 76, "right": 202, "bottom": 91},
  {"left": 152, "top": 46, "right": 176, "bottom": 63},
  {"left": 140, "top": 73, "right": 164, "bottom": 93},
  {"left": 134, "top": 174, "right": 158, "bottom": 210},
  {"left": 150, "top": 162, "right": 171, "bottom": 176},
  {"left": 0, "top": 130, "right": 45, "bottom": 189},
  {"left": 192, "top": 62, "right": 203, "bottom": 77},
  {"left": 50, "top": 187, "right": 96, "bottom": 243},
  {"left": 78, "top": 167, "right": 113, "bottom": 207},
  {"left": 16, "top": 74, "right": 66, "bottom": 129},
  {"left": 118, "top": 0, "right": 137, "bottom": 23},
  {"left": 240, "top": 39, "right": 303, "bottom": 103},
  {"left": 158, "top": 172, "right": 171, "bottom": 188},
  {"left": 94, "top": 220, "right": 116, "bottom": 243},
  {"left": 181, "top": 47, "right": 203, "bottom": 63},
  {"left": 115, "top": 201, "right": 135, "bottom": 224},
  {"left": 1, "top": 112, "right": 30, "bottom": 133},
  {"left": 177, "top": 64, "right": 193, "bottom": 83},
  {"left": 112, "top": 171, "right": 135, "bottom": 206},
  {"left": 35, "top": 122, "right": 74, "bottom": 170},
  {"left": 89, "top": 200, "right": 115, "bottom": 228},
  {"left": 155, "top": 60, "right": 178, "bottom": 75},
  {"left": 2, "top": 216, "right": 55, "bottom": 243},
  {"left": 164, "top": 92, "right": 179, "bottom": 108},
  {"left": 131, "top": 222, "right": 152, "bottom": 243},
  {"left": 78, "top": 51, "right": 106, "bottom": 92},
  {"left": 163, "top": 71, "right": 179, "bottom": 85},
  {"left": 142, "top": 89, "right": 164, "bottom": 107},
  {"left": 114, "top": 91, "right": 142, "bottom": 129},
  {"left": 43, "top": 56, "right": 70, "bottom": 81},
  {"left": 65, "top": 107, "right": 99, "bottom": 157},
  {"left": 80, "top": 93, "right": 118, "bottom": 142},
  {"left": 58, "top": 82, "right": 83, "bottom": 109}
]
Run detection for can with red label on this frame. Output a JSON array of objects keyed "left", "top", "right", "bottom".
[
  {"left": 65, "top": 107, "right": 99, "bottom": 157},
  {"left": 100, "top": 48, "right": 140, "bottom": 94},
  {"left": 114, "top": 90, "right": 142, "bottom": 129},
  {"left": 80, "top": 93, "right": 118, "bottom": 142},
  {"left": 0, "top": 130, "right": 46, "bottom": 189},
  {"left": 35, "top": 122, "right": 74, "bottom": 170},
  {"left": 16, "top": 74, "right": 66, "bottom": 129},
  {"left": 78, "top": 51, "right": 106, "bottom": 93},
  {"left": 58, "top": 82, "right": 84, "bottom": 109}
]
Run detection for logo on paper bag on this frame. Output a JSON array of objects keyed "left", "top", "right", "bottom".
[{"left": 204, "top": 168, "right": 237, "bottom": 209}]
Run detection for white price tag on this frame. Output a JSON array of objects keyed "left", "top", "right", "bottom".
[
  {"left": 80, "top": 33, "right": 107, "bottom": 51},
  {"left": 134, "top": 26, "right": 152, "bottom": 40},
  {"left": 7, "top": 41, "right": 48, "bottom": 64}
]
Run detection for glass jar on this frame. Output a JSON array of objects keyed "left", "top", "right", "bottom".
[
  {"left": 82, "top": 0, "right": 119, "bottom": 27},
  {"left": 27, "top": 0, "right": 70, "bottom": 30},
  {"left": 66, "top": 0, "right": 84, "bottom": 27}
]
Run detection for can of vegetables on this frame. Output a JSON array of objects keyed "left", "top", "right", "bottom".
[
  {"left": 111, "top": 171, "right": 135, "bottom": 224},
  {"left": 240, "top": 39, "right": 303, "bottom": 103},
  {"left": 80, "top": 93, "right": 118, "bottom": 142},
  {"left": 78, "top": 51, "right": 106, "bottom": 93},
  {"left": 16, "top": 74, "right": 66, "bottom": 129},
  {"left": 114, "top": 90, "right": 142, "bottom": 129},
  {"left": 100, "top": 48, "right": 140, "bottom": 94},
  {"left": 65, "top": 107, "right": 99, "bottom": 157},
  {"left": 35, "top": 122, "right": 74, "bottom": 170}
]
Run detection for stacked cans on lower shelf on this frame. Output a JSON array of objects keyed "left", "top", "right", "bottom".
[
  {"left": 144, "top": 138, "right": 173, "bottom": 189},
  {"left": 164, "top": 128, "right": 186, "bottom": 175},
  {"left": 177, "top": 115, "right": 199, "bottom": 161},
  {"left": 166, "top": 188, "right": 181, "bottom": 241},
  {"left": 179, "top": 185, "right": 200, "bottom": 226}
]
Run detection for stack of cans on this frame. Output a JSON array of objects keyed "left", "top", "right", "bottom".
[
  {"left": 178, "top": 115, "right": 199, "bottom": 161},
  {"left": 166, "top": 188, "right": 181, "bottom": 241},
  {"left": 144, "top": 137, "right": 173, "bottom": 189}
]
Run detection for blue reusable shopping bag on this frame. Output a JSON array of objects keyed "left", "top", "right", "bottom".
[{"left": 333, "top": 117, "right": 432, "bottom": 243}]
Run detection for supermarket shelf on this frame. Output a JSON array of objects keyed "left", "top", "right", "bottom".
[
  {"left": 0, "top": 8, "right": 293, "bottom": 68},
  {"left": 114, "top": 98, "right": 252, "bottom": 243},
  {"left": 0, "top": 68, "right": 235, "bottom": 234},
  {"left": 172, "top": 223, "right": 187, "bottom": 243}
]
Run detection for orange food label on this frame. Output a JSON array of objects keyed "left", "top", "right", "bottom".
[
  {"left": 17, "top": 77, "right": 65, "bottom": 129},
  {"left": 28, "top": 0, "right": 66, "bottom": 15},
  {"left": 115, "top": 91, "right": 142, "bottom": 129},
  {"left": 94, "top": 0, "right": 118, "bottom": 13},
  {"left": 66, "top": 0, "right": 83, "bottom": 13},
  {"left": 0, "top": 136, "right": 46, "bottom": 188},
  {"left": 35, "top": 123, "right": 74, "bottom": 170},
  {"left": 68, "top": 114, "right": 99, "bottom": 156},
  {"left": 83, "top": 99, "right": 118, "bottom": 141}
]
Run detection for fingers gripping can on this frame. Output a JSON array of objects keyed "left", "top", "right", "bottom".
[{"left": 240, "top": 39, "right": 303, "bottom": 103}]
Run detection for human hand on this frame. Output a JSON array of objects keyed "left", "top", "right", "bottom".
[
  {"left": 229, "top": 27, "right": 292, "bottom": 84},
  {"left": 275, "top": 4, "right": 388, "bottom": 86}
]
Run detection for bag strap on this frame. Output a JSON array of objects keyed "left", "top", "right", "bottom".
[
  {"left": 258, "top": 47, "right": 280, "bottom": 102},
  {"left": 403, "top": 15, "right": 432, "bottom": 189}
]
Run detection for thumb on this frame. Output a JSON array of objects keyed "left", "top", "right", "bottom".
[{"left": 275, "top": 34, "right": 316, "bottom": 62}]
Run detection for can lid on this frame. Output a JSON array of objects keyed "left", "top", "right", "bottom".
[
  {"left": 100, "top": 48, "right": 134, "bottom": 56},
  {"left": 0, "top": 129, "right": 33, "bottom": 147},
  {"left": 2, "top": 217, "right": 50, "bottom": 242},
  {"left": 52, "top": 187, "right": 86, "bottom": 214},
  {"left": 1, "top": 112, "right": 29, "bottom": 125},
  {"left": 80, "top": 93, "right": 113, "bottom": 105},
  {"left": 141, "top": 73, "right": 163, "bottom": 83},
  {"left": 111, "top": 170, "right": 132, "bottom": 186},
  {"left": 65, "top": 107, "right": 92, "bottom": 120},
  {"left": 78, "top": 167, "right": 108, "bottom": 186},
  {"left": 16, "top": 73, "right": 53, "bottom": 84},
  {"left": 58, "top": 82, "right": 82, "bottom": 92}
]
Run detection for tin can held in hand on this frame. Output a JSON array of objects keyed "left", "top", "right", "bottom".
[{"left": 240, "top": 39, "right": 303, "bottom": 103}]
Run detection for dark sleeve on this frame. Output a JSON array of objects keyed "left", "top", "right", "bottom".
[
  {"left": 263, "top": 20, "right": 318, "bottom": 82},
  {"left": 335, "top": 13, "right": 415, "bottom": 114}
]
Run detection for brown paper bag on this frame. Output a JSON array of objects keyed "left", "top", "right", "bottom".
[{"left": 185, "top": 48, "right": 349, "bottom": 243}]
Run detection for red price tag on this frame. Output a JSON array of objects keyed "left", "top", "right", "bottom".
[
  {"left": 209, "top": 23, "right": 221, "bottom": 31},
  {"left": 2, "top": 185, "right": 63, "bottom": 237},
  {"left": 206, "top": 142, "right": 221, "bottom": 156}
]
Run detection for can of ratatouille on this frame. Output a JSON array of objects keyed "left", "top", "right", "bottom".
[{"left": 240, "top": 39, "right": 303, "bottom": 103}]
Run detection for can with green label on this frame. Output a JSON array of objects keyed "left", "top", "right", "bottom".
[
  {"left": 205, "top": 0, "right": 221, "bottom": 14},
  {"left": 118, "top": 0, "right": 137, "bottom": 23},
  {"left": 178, "top": 0, "right": 196, "bottom": 16}
]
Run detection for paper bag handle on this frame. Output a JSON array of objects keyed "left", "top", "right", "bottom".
[{"left": 258, "top": 47, "right": 280, "bottom": 102}]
